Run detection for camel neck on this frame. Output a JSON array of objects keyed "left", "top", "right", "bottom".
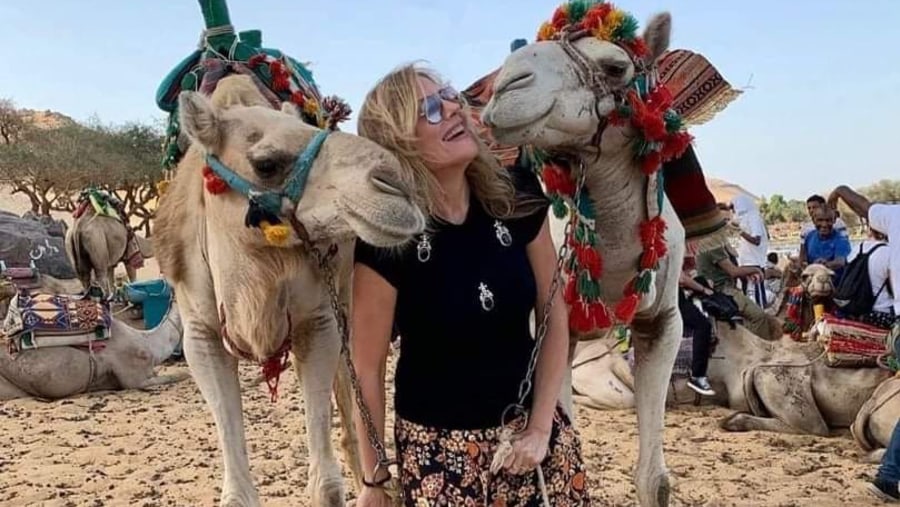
[{"left": 140, "top": 313, "right": 181, "bottom": 364}]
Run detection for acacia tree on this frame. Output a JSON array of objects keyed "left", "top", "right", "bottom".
[{"left": 0, "top": 98, "right": 26, "bottom": 145}]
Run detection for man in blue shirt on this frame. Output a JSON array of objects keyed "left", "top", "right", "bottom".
[{"left": 800, "top": 208, "right": 852, "bottom": 283}]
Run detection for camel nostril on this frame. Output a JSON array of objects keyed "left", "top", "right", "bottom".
[
  {"left": 370, "top": 169, "right": 408, "bottom": 198},
  {"left": 253, "top": 159, "right": 280, "bottom": 178}
]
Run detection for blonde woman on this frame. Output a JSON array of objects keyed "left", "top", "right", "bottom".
[{"left": 350, "top": 64, "right": 589, "bottom": 506}]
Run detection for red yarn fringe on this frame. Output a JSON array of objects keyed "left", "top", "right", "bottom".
[{"left": 614, "top": 294, "right": 641, "bottom": 324}]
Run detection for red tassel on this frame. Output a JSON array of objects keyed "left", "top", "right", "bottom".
[
  {"left": 564, "top": 276, "right": 578, "bottom": 305},
  {"left": 248, "top": 54, "right": 267, "bottom": 69},
  {"left": 582, "top": 4, "right": 611, "bottom": 31},
  {"left": 270, "top": 61, "right": 291, "bottom": 92},
  {"left": 202, "top": 166, "right": 229, "bottom": 195},
  {"left": 628, "top": 38, "right": 649, "bottom": 58},
  {"left": 542, "top": 163, "right": 576, "bottom": 196},
  {"left": 290, "top": 91, "right": 306, "bottom": 106},
  {"left": 661, "top": 131, "right": 693, "bottom": 161},
  {"left": 646, "top": 85, "right": 674, "bottom": 112},
  {"left": 641, "top": 151, "right": 662, "bottom": 175},
  {"left": 576, "top": 245, "right": 603, "bottom": 278},
  {"left": 551, "top": 6, "right": 569, "bottom": 30},
  {"left": 640, "top": 248, "right": 659, "bottom": 270},
  {"left": 569, "top": 302, "right": 594, "bottom": 333},
  {"left": 590, "top": 302, "right": 612, "bottom": 329},
  {"left": 615, "top": 294, "right": 641, "bottom": 324},
  {"left": 261, "top": 347, "right": 291, "bottom": 402}
]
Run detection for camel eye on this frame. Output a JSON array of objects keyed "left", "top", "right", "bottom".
[
  {"left": 247, "top": 131, "right": 263, "bottom": 144},
  {"left": 600, "top": 61, "right": 628, "bottom": 79}
]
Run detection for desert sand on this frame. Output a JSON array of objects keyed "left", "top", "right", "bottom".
[{"left": 0, "top": 190, "right": 888, "bottom": 506}]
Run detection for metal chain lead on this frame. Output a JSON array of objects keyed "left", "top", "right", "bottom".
[
  {"left": 508, "top": 159, "right": 588, "bottom": 423},
  {"left": 312, "top": 246, "right": 393, "bottom": 475}
]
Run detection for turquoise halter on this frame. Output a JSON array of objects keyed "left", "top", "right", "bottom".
[{"left": 205, "top": 129, "right": 330, "bottom": 234}]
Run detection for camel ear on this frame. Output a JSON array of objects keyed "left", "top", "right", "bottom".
[
  {"left": 642, "top": 12, "right": 672, "bottom": 63},
  {"left": 178, "top": 91, "right": 222, "bottom": 152},
  {"left": 280, "top": 101, "right": 301, "bottom": 118}
]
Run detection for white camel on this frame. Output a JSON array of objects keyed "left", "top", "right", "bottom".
[
  {"left": 483, "top": 12, "right": 684, "bottom": 507},
  {"left": 152, "top": 76, "right": 425, "bottom": 506}
]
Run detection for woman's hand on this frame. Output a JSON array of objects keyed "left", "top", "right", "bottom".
[
  {"left": 355, "top": 486, "right": 393, "bottom": 507},
  {"left": 503, "top": 426, "right": 551, "bottom": 475}
]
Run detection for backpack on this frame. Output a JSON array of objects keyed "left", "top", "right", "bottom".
[{"left": 833, "top": 243, "right": 888, "bottom": 317}]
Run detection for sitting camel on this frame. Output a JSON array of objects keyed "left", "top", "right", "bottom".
[
  {"left": 483, "top": 11, "right": 685, "bottom": 507},
  {"left": 0, "top": 299, "right": 184, "bottom": 400},
  {"left": 152, "top": 76, "right": 425, "bottom": 506},
  {"left": 853, "top": 375, "right": 900, "bottom": 462},
  {"left": 776, "top": 263, "right": 836, "bottom": 340},
  {"left": 65, "top": 200, "right": 152, "bottom": 295}
]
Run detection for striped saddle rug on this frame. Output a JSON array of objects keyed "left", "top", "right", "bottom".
[
  {"left": 3, "top": 292, "right": 111, "bottom": 354},
  {"left": 816, "top": 314, "right": 889, "bottom": 368}
]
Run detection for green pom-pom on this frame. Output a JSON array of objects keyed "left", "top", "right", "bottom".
[
  {"left": 576, "top": 189, "right": 595, "bottom": 219},
  {"left": 551, "top": 197, "right": 568, "bottom": 219},
  {"left": 616, "top": 104, "right": 632, "bottom": 118},
  {"left": 577, "top": 271, "right": 601, "bottom": 300},
  {"left": 566, "top": 0, "right": 594, "bottom": 23},
  {"left": 635, "top": 270, "right": 653, "bottom": 293},
  {"left": 614, "top": 14, "right": 640, "bottom": 40},
  {"left": 664, "top": 111, "right": 684, "bottom": 132}
]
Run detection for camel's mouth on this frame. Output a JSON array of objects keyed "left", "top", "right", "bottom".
[
  {"left": 483, "top": 97, "right": 555, "bottom": 145},
  {"left": 339, "top": 195, "right": 425, "bottom": 248}
]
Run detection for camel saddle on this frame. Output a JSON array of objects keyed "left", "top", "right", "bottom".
[
  {"left": 815, "top": 314, "right": 889, "bottom": 368},
  {"left": 2, "top": 292, "right": 111, "bottom": 355},
  {"left": 0, "top": 260, "right": 41, "bottom": 291}
]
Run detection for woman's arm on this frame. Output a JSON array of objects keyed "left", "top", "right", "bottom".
[
  {"left": 524, "top": 218, "right": 569, "bottom": 434},
  {"left": 350, "top": 264, "right": 396, "bottom": 485}
]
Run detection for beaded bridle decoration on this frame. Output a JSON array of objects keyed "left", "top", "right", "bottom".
[{"left": 530, "top": 1, "right": 693, "bottom": 335}]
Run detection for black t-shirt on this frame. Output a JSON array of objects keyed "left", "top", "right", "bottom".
[{"left": 354, "top": 168, "right": 549, "bottom": 429}]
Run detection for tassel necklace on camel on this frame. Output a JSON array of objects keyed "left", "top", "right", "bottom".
[{"left": 531, "top": 1, "right": 694, "bottom": 336}]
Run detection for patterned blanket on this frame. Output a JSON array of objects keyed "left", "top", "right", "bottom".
[
  {"left": 817, "top": 314, "right": 889, "bottom": 368},
  {"left": 3, "top": 293, "right": 111, "bottom": 354}
]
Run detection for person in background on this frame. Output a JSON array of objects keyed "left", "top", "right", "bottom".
[
  {"left": 799, "top": 207, "right": 852, "bottom": 283},
  {"left": 828, "top": 185, "right": 900, "bottom": 318},
  {"left": 678, "top": 257, "right": 716, "bottom": 396},
  {"left": 847, "top": 227, "right": 893, "bottom": 317},
  {"left": 731, "top": 195, "right": 769, "bottom": 308},
  {"left": 763, "top": 252, "right": 784, "bottom": 309},
  {"left": 801, "top": 194, "right": 849, "bottom": 241},
  {"left": 696, "top": 243, "right": 781, "bottom": 340}
]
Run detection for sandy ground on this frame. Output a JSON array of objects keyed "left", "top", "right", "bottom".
[{"left": 0, "top": 190, "right": 890, "bottom": 506}]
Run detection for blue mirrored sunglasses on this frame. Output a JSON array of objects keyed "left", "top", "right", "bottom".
[{"left": 420, "top": 86, "right": 460, "bottom": 125}]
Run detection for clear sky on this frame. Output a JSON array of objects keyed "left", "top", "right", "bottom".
[{"left": 1, "top": 0, "right": 897, "bottom": 199}]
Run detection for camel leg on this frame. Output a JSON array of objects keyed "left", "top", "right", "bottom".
[
  {"left": 293, "top": 315, "right": 345, "bottom": 507},
  {"left": 182, "top": 324, "right": 259, "bottom": 507},
  {"left": 334, "top": 355, "right": 364, "bottom": 492},
  {"left": 631, "top": 306, "right": 681, "bottom": 507},
  {"left": 0, "top": 375, "right": 28, "bottom": 401},
  {"left": 720, "top": 365, "right": 829, "bottom": 436},
  {"left": 138, "top": 372, "right": 191, "bottom": 389}
]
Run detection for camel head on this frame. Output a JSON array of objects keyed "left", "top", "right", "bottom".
[
  {"left": 481, "top": 11, "right": 672, "bottom": 149},
  {"left": 800, "top": 264, "right": 835, "bottom": 298},
  {"left": 177, "top": 78, "right": 426, "bottom": 248}
]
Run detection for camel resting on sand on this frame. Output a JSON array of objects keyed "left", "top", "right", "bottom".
[
  {"left": 0, "top": 301, "right": 185, "bottom": 401},
  {"left": 852, "top": 374, "right": 900, "bottom": 462}
]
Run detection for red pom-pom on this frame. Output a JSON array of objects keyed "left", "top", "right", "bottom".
[
  {"left": 628, "top": 38, "right": 649, "bottom": 58},
  {"left": 646, "top": 85, "right": 674, "bottom": 112},
  {"left": 269, "top": 61, "right": 291, "bottom": 92},
  {"left": 541, "top": 163, "right": 576, "bottom": 196},
  {"left": 640, "top": 151, "right": 662, "bottom": 175},
  {"left": 202, "top": 166, "right": 229, "bottom": 195},
  {"left": 564, "top": 276, "right": 578, "bottom": 305},
  {"left": 590, "top": 302, "right": 612, "bottom": 329},
  {"left": 582, "top": 4, "right": 610, "bottom": 31},
  {"left": 576, "top": 244, "right": 603, "bottom": 278},
  {"left": 614, "top": 294, "right": 641, "bottom": 324},
  {"left": 551, "top": 7, "right": 569, "bottom": 30},
  {"left": 290, "top": 91, "right": 306, "bottom": 106},
  {"left": 569, "top": 302, "right": 594, "bottom": 333},
  {"left": 248, "top": 54, "right": 267, "bottom": 69},
  {"left": 661, "top": 131, "right": 694, "bottom": 162}
]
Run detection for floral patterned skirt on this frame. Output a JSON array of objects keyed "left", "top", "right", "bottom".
[{"left": 395, "top": 408, "right": 590, "bottom": 506}]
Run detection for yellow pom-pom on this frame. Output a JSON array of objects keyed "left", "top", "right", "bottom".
[
  {"left": 303, "top": 100, "right": 319, "bottom": 115},
  {"left": 537, "top": 21, "right": 557, "bottom": 41},
  {"left": 156, "top": 179, "right": 171, "bottom": 195},
  {"left": 260, "top": 221, "right": 291, "bottom": 246}
]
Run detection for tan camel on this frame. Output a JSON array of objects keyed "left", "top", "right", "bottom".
[
  {"left": 65, "top": 207, "right": 152, "bottom": 295},
  {"left": 0, "top": 300, "right": 184, "bottom": 400},
  {"left": 852, "top": 375, "right": 900, "bottom": 463},
  {"left": 776, "top": 263, "right": 836, "bottom": 340},
  {"left": 152, "top": 76, "right": 425, "bottom": 507},
  {"left": 482, "top": 13, "right": 685, "bottom": 507}
]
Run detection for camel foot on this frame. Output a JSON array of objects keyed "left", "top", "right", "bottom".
[
  {"left": 862, "top": 449, "right": 887, "bottom": 464},
  {"left": 637, "top": 471, "right": 671, "bottom": 507},
  {"left": 309, "top": 476, "right": 345, "bottom": 507},
  {"left": 719, "top": 412, "right": 750, "bottom": 432},
  {"left": 220, "top": 489, "right": 260, "bottom": 507}
]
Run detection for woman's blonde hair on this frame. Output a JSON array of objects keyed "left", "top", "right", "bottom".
[{"left": 357, "top": 63, "right": 515, "bottom": 219}]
